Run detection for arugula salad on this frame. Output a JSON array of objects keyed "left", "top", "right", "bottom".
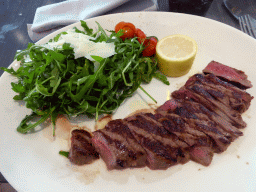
[{"left": 1, "top": 21, "right": 169, "bottom": 135}]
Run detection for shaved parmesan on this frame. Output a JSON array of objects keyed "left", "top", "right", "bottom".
[{"left": 44, "top": 29, "right": 116, "bottom": 61}]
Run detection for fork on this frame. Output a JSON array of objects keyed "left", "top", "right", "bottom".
[{"left": 238, "top": 14, "right": 256, "bottom": 38}]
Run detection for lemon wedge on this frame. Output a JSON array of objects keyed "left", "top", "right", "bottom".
[{"left": 156, "top": 34, "right": 198, "bottom": 77}]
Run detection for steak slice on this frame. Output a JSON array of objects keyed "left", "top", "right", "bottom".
[
  {"left": 156, "top": 99, "right": 179, "bottom": 112},
  {"left": 157, "top": 99, "right": 243, "bottom": 140},
  {"left": 161, "top": 99, "right": 243, "bottom": 140},
  {"left": 142, "top": 113, "right": 190, "bottom": 149},
  {"left": 189, "top": 146, "right": 214, "bottom": 166},
  {"left": 172, "top": 102, "right": 234, "bottom": 142},
  {"left": 142, "top": 113, "right": 191, "bottom": 164},
  {"left": 158, "top": 110, "right": 231, "bottom": 153},
  {"left": 203, "top": 60, "right": 252, "bottom": 89},
  {"left": 154, "top": 112, "right": 215, "bottom": 166},
  {"left": 205, "top": 74, "right": 253, "bottom": 112},
  {"left": 187, "top": 84, "right": 246, "bottom": 127},
  {"left": 172, "top": 88, "right": 246, "bottom": 128},
  {"left": 155, "top": 112, "right": 210, "bottom": 147},
  {"left": 124, "top": 114, "right": 189, "bottom": 170},
  {"left": 185, "top": 74, "right": 253, "bottom": 113},
  {"left": 69, "top": 129, "right": 99, "bottom": 165},
  {"left": 177, "top": 100, "right": 243, "bottom": 139},
  {"left": 188, "top": 119, "right": 231, "bottom": 153},
  {"left": 91, "top": 119, "right": 147, "bottom": 170}
]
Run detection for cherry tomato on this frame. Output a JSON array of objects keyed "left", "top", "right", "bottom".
[
  {"left": 115, "top": 22, "right": 136, "bottom": 41},
  {"left": 115, "top": 22, "right": 136, "bottom": 33},
  {"left": 120, "top": 27, "right": 135, "bottom": 40},
  {"left": 142, "top": 37, "right": 158, "bottom": 57},
  {"left": 115, "top": 22, "right": 157, "bottom": 56},
  {"left": 135, "top": 28, "right": 146, "bottom": 44}
]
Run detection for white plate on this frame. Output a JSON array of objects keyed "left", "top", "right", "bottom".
[{"left": 1, "top": 12, "right": 256, "bottom": 192}]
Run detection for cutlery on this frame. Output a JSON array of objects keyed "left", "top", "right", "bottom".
[
  {"left": 223, "top": 0, "right": 256, "bottom": 38},
  {"left": 239, "top": 14, "right": 256, "bottom": 38},
  {"left": 223, "top": 0, "right": 244, "bottom": 20}
]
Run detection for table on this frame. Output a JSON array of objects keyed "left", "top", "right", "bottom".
[{"left": 0, "top": 0, "right": 242, "bottom": 191}]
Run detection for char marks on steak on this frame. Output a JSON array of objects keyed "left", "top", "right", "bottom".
[
  {"left": 69, "top": 129, "right": 99, "bottom": 165},
  {"left": 172, "top": 88, "right": 247, "bottom": 128},
  {"left": 69, "top": 61, "right": 253, "bottom": 170},
  {"left": 91, "top": 119, "right": 147, "bottom": 170},
  {"left": 185, "top": 74, "right": 253, "bottom": 113},
  {"left": 125, "top": 113, "right": 189, "bottom": 170},
  {"left": 176, "top": 99, "right": 243, "bottom": 139}
]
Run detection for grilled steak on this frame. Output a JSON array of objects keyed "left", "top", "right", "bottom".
[
  {"left": 154, "top": 111, "right": 210, "bottom": 146},
  {"left": 172, "top": 88, "right": 247, "bottom": 128},
  {"left": 69, "top": 129, "right": 99, "bottom": 165},
  {"left": 205, "top": 74, "right": 253, "bottom": 113},
  {"left": 168, "top": 101, "right": 235, "bottom": 141},
  {"left": 189, "top": 146, "right": 213, "bottom": 166},
  {"left": 91, "top": 119, "right": 147, "bottom": 170},
  {"left": 176, "top": 100, "right": 243, "bottom": 139},
  {"left": 125, "top": 113, "right": 188, "bottom": 170},
  {"left": 185, "top": 74, "right": 253, "bottom": 113},
  {"left": 203, "top": 60, "right": 252, "bottom": 89},
  {"left": 68, "top": 61, "right": 253, "bottom": 170},
  {"left": 189, "top": 84, "right": 246, "bottom": 127}
]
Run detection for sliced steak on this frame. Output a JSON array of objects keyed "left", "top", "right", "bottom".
[
  {"left": 91, "top": 119, "right": 147, "bottom": 170},
  {"left": 188, "top": 119, "right": 231, "bottom": 153},
  {"left": 154, "top": 112, "right": 215, "bottom": 165},
  {"left": 187, "top": 84, "right": 246, "bottom": 127},
  {"left": 158, "top": 110, "right": 231, "bottom": 153},
  {"left": 76, "top": 61, "right": 253, "bottom": 171},
  {"left": 69, "top": 129, "right": 99, "bottom": 165},
  {"left": 205, "top": 73, "right": 253, "bottom": 112},
  {"left": 203, "top": 60, "right": 252, "bottom": 89},
  {"left": 172, "top": 87, "right": 246, "bottom": 128},
  {"left": 155, "top": 112, "right": 210, "bottom": 147},
  {"left": 172, "top": 102, "right": 234, "bottom": 142},
  {"left": 185, "top": 74, "right": 253, "bottom": 113},
  {"left": 157, "top": 99, "right": 243, "bottom": 140},
  {"left": 177, "top": 100, "right": 243, "bottom": 139},
  {"left": 189, "top": 146, "right": 214, "bottom": 166},
  {"left": 124, "top": 114, "right": 189, "bottom": 170}
]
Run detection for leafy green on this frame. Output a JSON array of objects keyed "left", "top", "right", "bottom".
[
  {"left": 1, "top": 21, "right": 169, "bottom": 135},
  {"left": 59, "top": 151, "right": 69, "bottom": 158}
]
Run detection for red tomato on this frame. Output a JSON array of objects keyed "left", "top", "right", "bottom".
[
  {"left": 120, "top": 27, "right": 135, "bottom": 40},
  {"left": 115, "top": 21, "right": 126, "bottom": 33},
  {"left": 115, "top": 22, "right": 136, "bottom": 41},
  {"left": 135, "top": 28, "right": 146, "bottom": 44},
  {"left": 142, "top": 37, "right": 158, "bottom": 57}
]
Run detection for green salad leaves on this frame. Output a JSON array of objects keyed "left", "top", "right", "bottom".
[{"left": 1, "top": 21, "right": 169, "bottom": 135}]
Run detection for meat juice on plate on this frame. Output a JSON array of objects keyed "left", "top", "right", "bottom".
[{"left": 42, "top": 115, "right": 185, "bottom": 184}]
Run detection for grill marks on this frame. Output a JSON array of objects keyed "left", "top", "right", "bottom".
[
  {"left": 69, "top": 129, "right": 100, "bottom": 165},
  {"left": 92, "top": 119, "right": 147, "bottom": 170},
  {"left": 125, "top": 114, "right": 189, "bottom": 169},
  {"left": 172, "top": 87, "right": 247, "bottom": 128},
  {"left": 72, "top": 61, "right": 253, "bottom": 170}
]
